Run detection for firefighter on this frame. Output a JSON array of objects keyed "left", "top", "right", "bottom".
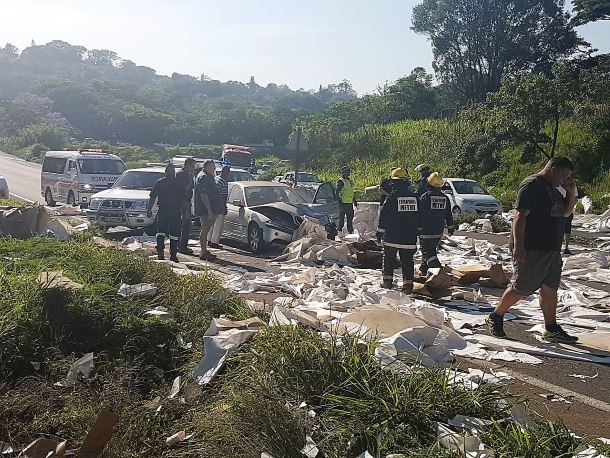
[
  {"left": 418, "top": 172, "right": 455, "bottom": 275},
  {"left": 336, "top": 165, "right": 358, "bottom": 234},
  {"left": 376, "top": 167, "right": 414, "bottom": 243},
  {"left": 414, "top": 164, "right": 432, "bottom": 196},
  {"left": 147, "top": 163, "right": 185, "bottom": 262},
  {"left": 378, "top": 168, "right": 420, "bottom": 294}
]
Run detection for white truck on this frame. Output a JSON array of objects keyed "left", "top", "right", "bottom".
[{"left": 41, "top": 149, "right": 125, "bottom": 207}]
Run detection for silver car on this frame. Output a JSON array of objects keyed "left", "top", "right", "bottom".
[{"left": 223, "top": 181, "right": 336, "bottom": 254}]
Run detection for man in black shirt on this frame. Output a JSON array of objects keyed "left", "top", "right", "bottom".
[
  {"left": 176, "top": 158, "right": 197, "bottom": 255},
  {"left": 487, "top": 156, "right": 578, "bottom": 343},
  {"left": 147, "top": 164, "right": 185, "bottom": 262}
]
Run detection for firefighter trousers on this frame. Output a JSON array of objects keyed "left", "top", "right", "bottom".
[
  {"left": 156, "top": 207, "right": 181, "bottom": 255},
  {"left": 382, "top": 246, "right": 415, "bottom": 285},
  {"left": 420, "top": 237, "right": 442, "bottom": 273}
]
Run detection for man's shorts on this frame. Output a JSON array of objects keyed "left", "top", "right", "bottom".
[
  {"left": 564, "top": 214, "right": 574, "bottom": 235},
  {"left": 510, "top": 250, "right": 562, "bottom": 296}
]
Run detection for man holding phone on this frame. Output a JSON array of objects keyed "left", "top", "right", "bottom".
[{"left": 487, "top": 156, "right": 579, "bottom": 343}]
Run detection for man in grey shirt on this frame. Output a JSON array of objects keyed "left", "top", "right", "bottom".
[
  {"left": 194, "top": 160, "right": 222, "bottom": 260},
  {"left": 487, "top": 156, "right": 578, "bottom": 343}
]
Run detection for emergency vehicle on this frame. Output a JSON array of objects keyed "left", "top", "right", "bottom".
[{"left": 41, "top": 149, "right": 126, "bottom": 207}]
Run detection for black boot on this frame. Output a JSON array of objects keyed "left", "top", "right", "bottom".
[
  {"left": 156, "top": 235, "right": 165, "bottom": 260},
  {"left": 169, "top": 239, "right": 179, "bottom": 263}
]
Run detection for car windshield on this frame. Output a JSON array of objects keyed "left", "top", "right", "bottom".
[
  {"left": 113, "top": 170, "right": 164, "bottom": 190},
  {"left": 245, "top": 186, "right": 308, "bottom": 206},
  {"left": 452, "top": 180, "right": 489, "bottom": 195},
  {"left": 296, "top": 173, "right": 320, "bottom": 182},
  {"left": 229, "top": 170, "right": 254, "bottom": 181},
  {"left": 224, "top": 152, "right": 252, "bottom": 168},
  {"left": 78, "top": 159, "right": 125, "bottom": 174}
]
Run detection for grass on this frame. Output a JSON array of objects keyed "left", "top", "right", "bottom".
[
  {"left": 0, "top": 237, "right": 603, "bottom": 457},
  {"left": 0, "top": 198, "right": 25, "bottom": 208}
]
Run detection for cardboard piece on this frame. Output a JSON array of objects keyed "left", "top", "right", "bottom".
[
  {"left": 340, "top": 309, "right": 428, "bottom": 337},
  {"left": 485, "top": 264, "right": 509, "bottom": 288},
  {"left": 0, "top": 206, "right": 51, "bottom": 239},
  {"left": 55, "top": 353, "right": 94, "bottom": 387},
  {"left": 17, "top": 437, "right": 64, "bottom": 458},
  {"left": 452, "top": 264, "right": 488, "bottom": 285},
  {"left": 425, "top": 268, "right": 452, "bottom": 290},
  {"left": 560, "top": 332, "right": 610, "bottom": 357},
  {"left": 38, "top": 271, "right": 83, "bottom": 290},
  {"left": 413, "top": 282, "right": 452, "bottom": 300},
  {"left": 76, "top": 411, "right": 119, "bottom": 457},
  {"left": 205, "top": 317, "right": 266, "bottom": 336}
]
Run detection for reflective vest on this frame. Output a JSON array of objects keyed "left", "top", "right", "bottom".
[{"left": 339, "top": 178, "right": 354, "bottom": 203}]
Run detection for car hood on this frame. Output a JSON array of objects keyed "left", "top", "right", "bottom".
[
  {"left": 90, "top": 188, "right": 151, "bottom": 200},
  {"left": 456, "top": 194, "right": 499, "bottom": 204},
  {"left": 251, "top": 202, "right": 327, "bottom": 219}
]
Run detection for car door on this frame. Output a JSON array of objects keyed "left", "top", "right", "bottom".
[
  {"left": 313, "top": 182, "right": 340, "bottom": 222},
  {"left": 225, "top": 184, "right": 246, "bottom": 240},
  {"left": 56, "top": 158, "right": 70, "bottom": 202},
  {"left": 442, "top": 181, "right": 457, "bottom": 210}
]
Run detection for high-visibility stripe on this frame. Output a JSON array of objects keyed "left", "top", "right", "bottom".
[
  {"left": 427, "top": 256, "right": 438, "bottom": 263},
  {"left": 383, "top": 275, "right": 394, "bottom": 280},
  {"left": 169, "top": 236, "right": 179, "bottom": 241},
  {"left": 419, "top": 234, "right": 442, "bottom": 239},
  {"left": 383, "top": 242, "right": 417, "bottom": 249},
  {"left": 156, "top": 232, "right": 167, "bottom": 237}
]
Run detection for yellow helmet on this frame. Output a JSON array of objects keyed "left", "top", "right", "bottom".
[
  {"left": 391, "top": 168, "right": 407, "bottom": 180},
  {"left": 427, "top": 172, "right": 444, "bottom": 187}
]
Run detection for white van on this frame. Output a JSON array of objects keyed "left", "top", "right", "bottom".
[{"left": 41, "top": 149, "right": 126, "bottom": 207}]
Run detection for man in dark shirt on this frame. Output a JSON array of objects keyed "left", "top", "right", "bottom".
[
  {"left": 147, "top": 163, "right": 185, "bottom": 262},
  {"left": 175, "top": 158, "right": 197, "bottom": 255},
  {"left": 487, "top": 156, "right": 578, "bottom": 343},
  {"left": 208, "top": 165, "right": 230, "bottom": 249},
  {"left": 194, "top": 160, "right": 222, "bottom": 260}
]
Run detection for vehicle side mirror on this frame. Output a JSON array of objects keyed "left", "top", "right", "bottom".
[{"left": 232, "top": 200, "right": 243, "bottom": 207}]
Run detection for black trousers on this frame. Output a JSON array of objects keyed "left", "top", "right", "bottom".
[
  {"left": 420, "top": 237, "right": 442, "bottom": 273},
  {"left": 383, "top": 245, "right": 415, "bottom": 285},
  {"left": 179, "top": 209, "right": 192, "bottom": 251},
  {"left": 156, "top": 207, "right": 181, "bottom": 254},
  {"left": 339, "top": 203, "right": 355, "bottom": 233}
]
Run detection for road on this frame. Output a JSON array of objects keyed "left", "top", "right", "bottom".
[
  {"left": 0, "top": 151, "right": 42, "bottom": 203},
  {"left": 2, "top": 151, "right": 610, "bottom": 436}
]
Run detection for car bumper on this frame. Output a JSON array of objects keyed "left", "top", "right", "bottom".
[
  {"left": 461, "top": 205, "right": 501, "bottom": 215},
  {"left": 86, "top": 209, "right": 156, "bottom": 228},
  {"left": 262, "top": 223, "right": 294, "bottom": 245}
]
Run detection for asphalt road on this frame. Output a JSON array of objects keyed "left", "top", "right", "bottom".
[{"left": 0, "top": 151, "right": 42, "bottom": 203}]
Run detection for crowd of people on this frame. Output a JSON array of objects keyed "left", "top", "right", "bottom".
[
  {"left": 146, "top": 155, "right": 580, "bottom": 344},
  {"left": 367, "top": 157, "right": 579, "bottom": 344},
  {"left": 146, "top": 158, "right": 230, "bottom": 263}
]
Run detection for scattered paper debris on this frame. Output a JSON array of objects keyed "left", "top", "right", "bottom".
[
  {"left": 144, "top": 306, "right": 172, "bottom": 319},
  {"left": 38, "top": 271, "right": 83, "bottom": 290},
  {"left": 118, "top": 283, "right": 158, "bottom": 298},
  {"left": 568, "top": 372, "right": 599, "bottom": 382},
  {"left": 301, "top": 435, "right": 319, "bottom": 458},
  {"left": 55, "top": 352, "right": 94, "bottom": 387}
]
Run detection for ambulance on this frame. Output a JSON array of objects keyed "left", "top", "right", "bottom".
[{"left": 41, "top": 149, "right": 126, "bottom": 207}]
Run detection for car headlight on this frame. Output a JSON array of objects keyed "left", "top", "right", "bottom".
[
  {"left": 89, "top": 198, "right": 101, "bottom": 210},
  {"left": 131, "top": 200, "right": 148, "bottom": 210}
]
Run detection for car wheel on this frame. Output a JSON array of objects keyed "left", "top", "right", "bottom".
[
  {"left": 67, "top": 191, "right": 76, "bottom": 206},
  {"left": 45, "top": 188, "right": 56, "bottom": 207},
  {"left": 247, "top": 222, "right": 265, "bottom": 254},
  {"left": 452, "top": 205, "right": 462, "bottom": 216}
]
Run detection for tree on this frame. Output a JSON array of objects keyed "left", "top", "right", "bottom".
[
  {"left": 472, "top": 64, "right": 579, "bottom": 161},
  {"left": 412, "top": 0, "right": 585, "bottom": 104},
  {"left": 572, "top": 0, "right": 610, "bottom": 25}
]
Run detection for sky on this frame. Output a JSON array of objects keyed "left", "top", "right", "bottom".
[{"left": 1, "top": 0, "right": 608, "bottom": 94}]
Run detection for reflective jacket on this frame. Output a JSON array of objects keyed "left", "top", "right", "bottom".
[
  {"left": 336, "top": 177, "right": 354, "bottom": 203},
  {"left": 418, "top": 188, "right": 454, "bottom": 238},
  {"left": 378, "top": 180, "right": 420, "bottom": 249}
]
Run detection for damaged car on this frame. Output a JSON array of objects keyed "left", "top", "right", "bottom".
[{"left": 224, "top": 181, "right": 338, "bottom": 254}]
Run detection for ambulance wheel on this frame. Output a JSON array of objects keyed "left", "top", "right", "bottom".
[
  {"left": 67, "top": 191, "right": 76, "bottom": 206},
  {"left": 45, "top": 188, "right": 56, "bottom": 207}
]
